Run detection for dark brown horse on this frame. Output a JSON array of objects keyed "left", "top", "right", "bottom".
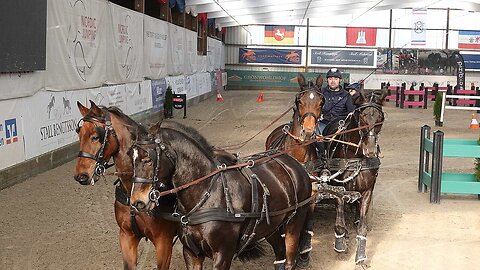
[
  {"left": 73, "top": 101, "right": 177, "bottom": 270},
  {"left": 323, "top": 88, "right": 386, "bottom": 266},
  {"left": 264, "top": 73, "right": 324, "bottom": 266},
  {"left": 128, "top": 121, "right": 313, "bottom": 270}
]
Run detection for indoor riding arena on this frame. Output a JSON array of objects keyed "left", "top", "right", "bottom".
[{"left": 1, "top": 1, "right": 480, "bottom": 270}]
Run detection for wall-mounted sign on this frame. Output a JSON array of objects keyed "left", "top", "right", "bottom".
[{"left": 309, "top": 48, "right": 377, "bottom": 68}]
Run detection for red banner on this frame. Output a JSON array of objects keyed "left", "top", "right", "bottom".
[{"left": 346, "top": 27, "right": 377, "bottom": 46}]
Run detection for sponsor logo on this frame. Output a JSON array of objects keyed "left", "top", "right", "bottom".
[
  {"left": 0, "top": 118, "right": 19, "bottom": 147},
  {"left": 241, "top": 50, "right": 256, "bottom": 61}
]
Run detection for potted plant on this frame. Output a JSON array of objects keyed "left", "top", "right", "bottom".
[{"left": 433, "top": 92, "right": 443, "bottom": 127}]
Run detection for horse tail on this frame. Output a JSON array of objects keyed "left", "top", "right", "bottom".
[{"left": 237, "top": 242, "right": 266, "bottom": 262}]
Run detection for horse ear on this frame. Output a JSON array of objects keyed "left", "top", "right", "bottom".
[
  {"left": 316, "top": 75, "right": 323, "bottom": 88},
  {"left": 89, "top": 100, "right": 102, "bottom": 116},
  {"left": 148, "top": 122, "right": 162, "bottom": 135},
  {"left": 77, "top": 101, "right": 89, "bottom": 116},
  {"left": 297, "top": 73, "right": 306, "bottom": 89},
  {"left": 377, "top": 89, "right": 388, "bottom": 104}
]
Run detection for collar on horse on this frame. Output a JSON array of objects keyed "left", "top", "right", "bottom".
[{"left": 76, "top": 109, "right": 116, "bottom": 176}]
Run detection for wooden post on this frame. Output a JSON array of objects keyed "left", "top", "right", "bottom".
[
  {"left": 418, "top": 125, "right": 431, "bottom": 193},
  {"left": 430, "top": 130, "right": 444, "bottom": 203}
]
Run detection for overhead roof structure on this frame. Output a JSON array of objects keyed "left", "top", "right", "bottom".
[{"left": 185, "top": 0, "right": 480, "bottom": 28}]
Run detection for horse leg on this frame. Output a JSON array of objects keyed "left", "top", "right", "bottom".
[
  {"left": 355, "top": 190, "right": 373, "bottom": 265},
  {"left": 212, "top": 250, "right": 235, "bottom": 270},
  {"left": 333, "top": 195, "right": 347, "bottom": 253},
  {"left": 297, "top": 203, "right": 314, "bottom": 268},
  {"left": 284, "top": 209, "right": 308, "bottom": 270},
  {"left": 152, "top": 230, "right": 176, "bottom": 270},
  {"left": 183, "top": 246, "right": 205, "bottom": 270},
  {"left": 266, "top": 230, "right": 287, "bottom": 270},
  {"left": 119, "top": 230, "right": 141, "bottom": 270}
]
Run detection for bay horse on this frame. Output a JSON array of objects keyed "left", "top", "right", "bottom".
[
  {"left": 73, "top": 100, "right": 177, "bottom": 270},
  {"left": 264, "top": 73, "right": 324, "bottom": 266},
  {"left": 128, "top": 121, "right": 313, "bottom": 270},
  {"left": 323, "top": 88, "right": 386, "bottom": 266}
]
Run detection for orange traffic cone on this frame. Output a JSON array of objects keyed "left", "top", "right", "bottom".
[
  {"left": 216, "top": 92, "right": 224, "bottom": 101},
  {"left": 470, "top": 114, "right": 479, "bottom": 129},
  {"left": 257, "top": 93, "right": 264, "bottom": 103}
]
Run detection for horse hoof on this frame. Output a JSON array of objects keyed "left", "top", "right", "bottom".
[
  {"left": 296, "top": 253, "right": 310, "bottom": 269},
  {"left": 334, "top": 235, "right": 347, "bottom": 253},
  {"left": 355, "top": 235, "right": 367, "bottom": 263},
  {"left": 355, "top": 263, "right": 369, "bottom": 270},
  {"left": 274, "top": 262, "right": 286, "bottom": 270}
]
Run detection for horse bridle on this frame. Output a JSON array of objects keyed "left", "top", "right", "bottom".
[
  {"left": 293, "top": 86, "right": 324, "bottom": 134},
  {"left": 76, "top": 110, "right": 116, "bottom": 176},
  {"left": 353, "top": 103, "right": 384, "bottom": 155},
  {"left": 131, "top": 137, "right": 176, "bottom": 205}
]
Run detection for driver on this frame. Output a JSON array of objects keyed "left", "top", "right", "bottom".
[{"left": 315, "top": 68, "right": 355, "bottom": 136}]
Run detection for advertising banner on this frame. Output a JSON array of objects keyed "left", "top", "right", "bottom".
[
  {"left": 23, "top": 90, "right": 86, "bottom": 159},
  {"left": 185, "top": 74, "right": 198, "bottom": 98},
  {"left": 167, "top": 24, "right": 185, "bottom": 75},
  {"left": 106, "top": 3, "right": 144, "bottom": 83},
  {"left": 196, "top": 72, "right": 211, "bottom": 96},
  {"left": 309, "top": 48, "right": 376, "bottom": 68},
  {"left": 264, "top": 25, "right": 294, "bottom": 44},
  {"left": 151, "top": 78, "right": 167, "bottom": 112},
  {"left": 411, "top": 8, "right": 427, "bottom": 46},
  {"left": 461, "top": 52, "right": 480, "bottom": 70},
  {"left": 0, "top": 72, "right": 44, "bottom": 100},
  {"left": 239, "top": 48, "right": 302, "bottom": 65},
  {"left": 452, "top": 52, "right": 466, "bottom": 90},
  {"left": 166, "top": 75, "right": 186, "bottom": 94},
  {"left": 226, "top": 70, "right": 350, "bottom": 89},
  {"left": 45, "top": 0, "right": 107, "bottom": 90},
  {"left": 207, "top": 37, "right": 217, "bottom": 72},
  {"left": 125, "top": 80, "right": 153, "bottom": 115},
  {"left": 0, "top": 98, "right": 26, "bottom": 169},
  {"left": 184, "top": 29, "right": 197, "bottom": 75},
  {"left": 458, "top": 30, "right": 480, "bottom": 49},
  {"left": 86, "top": 84, "right": 128, "bottom": 111},
  {"left": 346, "top": 27, "right": 377, "bottom": 47},
  {"left": 143, "top": 16, "right": 169, "bottom": 79}
]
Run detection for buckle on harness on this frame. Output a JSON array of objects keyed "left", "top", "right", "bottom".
[{"left": 180, "top": 215, "right": 189, "bottom": 226}]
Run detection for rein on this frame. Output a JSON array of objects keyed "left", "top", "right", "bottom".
[
  {"left": 217, "top": 105, "right": 293, "bottom": 151},
  {"left": 123, "top": 121, "right": 384, "bottom": 197}
]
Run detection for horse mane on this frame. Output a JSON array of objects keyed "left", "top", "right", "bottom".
[
  {"left": 151, "top": 120, "right": 215, "bottom": 159},
  {"left": 87, "top": 105, "right": 148, "bottom": 138}
]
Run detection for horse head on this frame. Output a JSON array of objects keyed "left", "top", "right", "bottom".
[
  {"left": 294, "top": 73, "right": 325, "bottom": 141},
  {"left": 356, "top": 89, "right": 386, "bottom": 157},
  {"left": 129, "top": 123, "right": 176, "bottom": 212},
  {"left": 74, "top": 100, "right": 119, "bottom": 185}
]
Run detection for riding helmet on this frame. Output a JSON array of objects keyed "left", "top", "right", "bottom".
[{"left": 326, "top": 68, "right": 342, "bottom": 79}]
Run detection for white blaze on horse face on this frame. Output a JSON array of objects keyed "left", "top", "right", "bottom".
[
  {"left": 309, "top": 93, "right": 314, "bottom": 99},
  {"left": 132, "top": 148, "right": 139, "bottom": 163},
  {"left": 131, "top": 148, "right": 139, "bottom": 197}
]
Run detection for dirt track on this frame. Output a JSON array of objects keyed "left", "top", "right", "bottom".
[{"left": 1, "top": 90, "right": 480, "bottom": 270}]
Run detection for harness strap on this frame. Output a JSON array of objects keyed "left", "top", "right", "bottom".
[
  {"left": 327, "top": 157, "right": 381, "bottom": 171},
  {"left": 114, "top": 184, "right": 144, "bottom": 239}
]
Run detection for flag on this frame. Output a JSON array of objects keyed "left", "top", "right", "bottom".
[
  {"left": 458, "top": 31, "right": 480, "bottom": 49},
  {"left": 264, "top": 25, "right": 294, "bottom": 44},
  {"left": 411, "top": 8, "right": 427, "bottom": 46},
  {"left": 346, "top": 27, "right": 377, "bottom": 46}
]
